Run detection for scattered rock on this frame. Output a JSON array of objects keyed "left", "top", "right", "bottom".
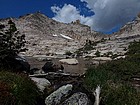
[
  {"left": 29, "top": 72, "right": 70, "bottom": 78},
  {"left": 45, "top": 84, "right": 73, "bottom": 105},
  {"left": 15, "top": 56, "right": 30, "bottom": 72},
  {"left": 30, "top": 68, "right": 40, "bottom": 75},
  {"left": 90, "top": 61, "right": 99, "bottom": 66},
  {"left": 59, "top": 58, "right": 79, "bottom": 65},
  {"left": 62, "top": 92, "right": 89, "bottom": 105},
  {"left": 92, "top": 57, "right": 112, "bottom": 61},
  {"left": 33, "top": 55, "right": 49, "bottom": 61},
  {"left": 42, "top": 61, "right": 55, "bottom": 73},
  {"left": 114, "top": 55, "right": 126, "bottom": 60},
  {"left": 30, "top": 77, "right": 51, "bottom": 92}
]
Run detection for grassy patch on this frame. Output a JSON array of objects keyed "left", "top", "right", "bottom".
[
  {"left": 84, "top": 41, "right": 140, "bottom": 105},
  {"left": 0, "top": 71, "right": 40, "bottom": 105},
  {"left": 85, "top": 64, "right": 140, "bottom": 105}
]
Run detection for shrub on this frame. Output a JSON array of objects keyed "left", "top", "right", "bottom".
[
  {"left": 65, "top": 51, "right": 72, "bottom": 56},
  {"left": 0, "top": 71, "right": 40, "bottom": 105},
  {"left": 84, "top": 38, "right": 140, "bottom": 105},
  {"left": 126, "top": 40, "right": 140, "bottom": 55},
  {"left": 95, "top": 50, "right": 100, "bottom": 57},
  {"left": 0, "top": 81, "right": 16, "bottom": 105},
  {"left": 85, "top": 66, "right": 140, "bottom": 105}
]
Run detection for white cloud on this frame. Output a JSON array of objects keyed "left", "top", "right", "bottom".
[
  {"left": 51, "top": 4, "right": 94, "bottom": 27},
  {"left": 81, "top": 0, "right": 140, "bottom": 32},
  {"left": 51, "top": 1, "right": 140, "bottom": 33}
]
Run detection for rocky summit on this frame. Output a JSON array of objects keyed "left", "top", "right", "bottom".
[
  {"left": 84, "top": 14, "right": 140, "bottom": 57},
  {"left": 0, "top": 12, "right": 98, "bottom": 56},
  {"left": 0, "top": 12, "right": 140, "bottom": 57}
]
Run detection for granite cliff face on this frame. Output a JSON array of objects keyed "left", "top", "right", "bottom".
[
  {"left": 0, "top": 12, "right": 140, "bottom": 57},
  {"left": 92, "top": 14, "right": 140, "bottom": 56},
  {"left": 0, "top": 12, "right": 97, "bottom": 56}
]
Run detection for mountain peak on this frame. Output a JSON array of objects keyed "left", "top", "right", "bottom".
[{"left": 0, "top": 12, "right": 96, "bottom": 55}]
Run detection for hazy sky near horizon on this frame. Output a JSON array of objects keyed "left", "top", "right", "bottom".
[{"left": 0, "top": 0, "right": 140, "bottom": 33}]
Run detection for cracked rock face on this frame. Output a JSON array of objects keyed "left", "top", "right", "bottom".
[
  {"left": 30, "top": 77, "right": 51, "bottom": 92},
  {"left": 1, "top": 12, "right": 140, "bottom": 57},
  {"left": 0, "top": 12, "right": 97, "bottom": 56},
  {"left": 62, "top": 92, "right": 89, "bottom": 105},
  {"left": 45, "top": 84, "right": 73, "bottom": 105}
]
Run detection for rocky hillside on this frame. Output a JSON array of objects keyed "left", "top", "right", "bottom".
[
  {"left": 0, "top": 12, "right": 140, "bottom": 57},
  {"left": 0, "top": 12, "right": 98, "bottom": 56},
  {"left": 90, "top": 14, "right": 140, "bottom": 56}
]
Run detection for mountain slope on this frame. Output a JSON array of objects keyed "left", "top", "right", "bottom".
[
  {"left": 0, "top": 12, "right": 97, "bottom": 56},
  {"left": 0, "top": 12, "right": 140, "bottom": 57},
  {"left": 94, "top": 14, "right": 140, "bottom": 56}
]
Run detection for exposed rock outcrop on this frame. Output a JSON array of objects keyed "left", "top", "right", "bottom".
[
  {"left": 0, "top": 12, "right": 97, "bottom": 56},
  {"left": 62, "top": 92, "right": 89, "bottom": 105},
  {"left": 59, "top": 58, "right": 79, "bottom": 65},
  {"left": 45, "top": 84, "right": 73, "bottom": 105},
  {"left": 30, "top": 77, "right": 51, "bottom": 92}
]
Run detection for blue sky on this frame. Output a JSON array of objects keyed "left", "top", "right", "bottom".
[
  {"left": 0, "top": 0, "right": 59, "bottom": 18},
  {"left": 0, "top": 0, "right": 140, "bottom": 33},
  {"left": 0, "top": 0, "right": 92, "bottom": 18}
]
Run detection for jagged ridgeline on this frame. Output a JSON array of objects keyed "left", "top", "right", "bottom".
[
  {"left": 0, "top": 12, "right": 140, "bottom": 56},
  {"left": 0, "top": 12, "right": 99, "bottom": 56}
]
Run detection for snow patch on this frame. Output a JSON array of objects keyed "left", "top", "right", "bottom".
[
  {"left": 60, "top": 34, "right": 73, "bottom": 40},
  {"left": 53, "top": 34, "right": 58, "bottom": 37}
]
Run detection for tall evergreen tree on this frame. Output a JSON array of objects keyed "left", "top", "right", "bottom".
[{"left": 0, "top": 20, "right": 27, "bottom": 69}]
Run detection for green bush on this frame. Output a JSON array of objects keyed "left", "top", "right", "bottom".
[
  {"left": 65, "top": 51, "right": 72, "bottom": 56},
  {"left": 84, "top": 39, "right": 140, "bottom": 105},
  {"left": 95, "top": 50, "right": 100, "bottom": 57},
  {"left": 102, "top": 82, "right": 140, "bottom": 105},
  {"left": 0, "top": 71, "right": 40, "bottom": 105},
  {"left": 126, "top": 40, "right": 140, "bottom": 55},
  {"left": 0, "top": 81, "right": 16, "bottom": 105},
  {"left": 85, "top": 66, "right": 140, "bottom": 105}
]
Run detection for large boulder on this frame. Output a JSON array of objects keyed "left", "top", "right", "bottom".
[
  {"left": 59, "top": 58, "right": 78, "bottom": 65},
  {"left": 42, "top": 61, "right": 63, "bottom": 73},
  {"left": 92, "top": 57, "right": 112, "bottom": 61},
  {"left": 62, "top": 92, "right": 89, "bottom": 105},
  {"left": 0, "top": 55, "right": 30, "bottom": 72},
  {"left": 30, "top": 77, "right": 51, "bottom": 92},
  {"left": 15, "top": 56, "right": 30, "bottom": 73},
  {"left": 45, "top": 84, "right": 73, "bottom": 105},
  {"left": 42, "top": 61, "right": 54, "bottom": 73}
]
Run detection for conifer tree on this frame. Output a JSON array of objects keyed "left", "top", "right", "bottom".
[{"left": 0, "top": 20, "right": 27, "bottom": 68}]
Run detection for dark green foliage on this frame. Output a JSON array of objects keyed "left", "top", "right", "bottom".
[
  {"left": 106, "top": 51, "right": 113, "bottom": 57},
  {"left": 0, "top": 71, "right": 40, "bottom": 105},
  {"left": 126, "top": 40, "right": 140, "bottom": 55},
  {"left": 0, "top": 81, "right": 16, "bottom": 105},
  {"left": 84, "top": 40, "right": 140, "bottom": 105},
  {"left": 74, "top": 49, "right": 83, "bottom": 57},
  {"left": 74, "top": 40, "right": 99, "bottom": 56},
  {"left": 111, "top": 53, "right": 119, "bottom": 59},
  {"left": 85, "top": 65, "right": 140, "bottom": 105},
  {"left": 95, "top": 50, "right": 100, "bottom": 57},
  {"left": 0, "top": 20, "right": 27, "bottom": 58},
  {"left": 65, "top": 51, "right": 72, "bottom": 56},
  {"left": 0, "top": 20, "right": 27, "bottom": 69},
  {"left": 83, "top": 40, "right": 95, "bottom": 51},
  {"left": 100, "top": 38, "right": 106, "bottom": 42}
]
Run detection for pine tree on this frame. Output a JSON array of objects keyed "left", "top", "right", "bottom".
[{"left": 0, "top": 20, "right": 27, "bottom": 68}]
